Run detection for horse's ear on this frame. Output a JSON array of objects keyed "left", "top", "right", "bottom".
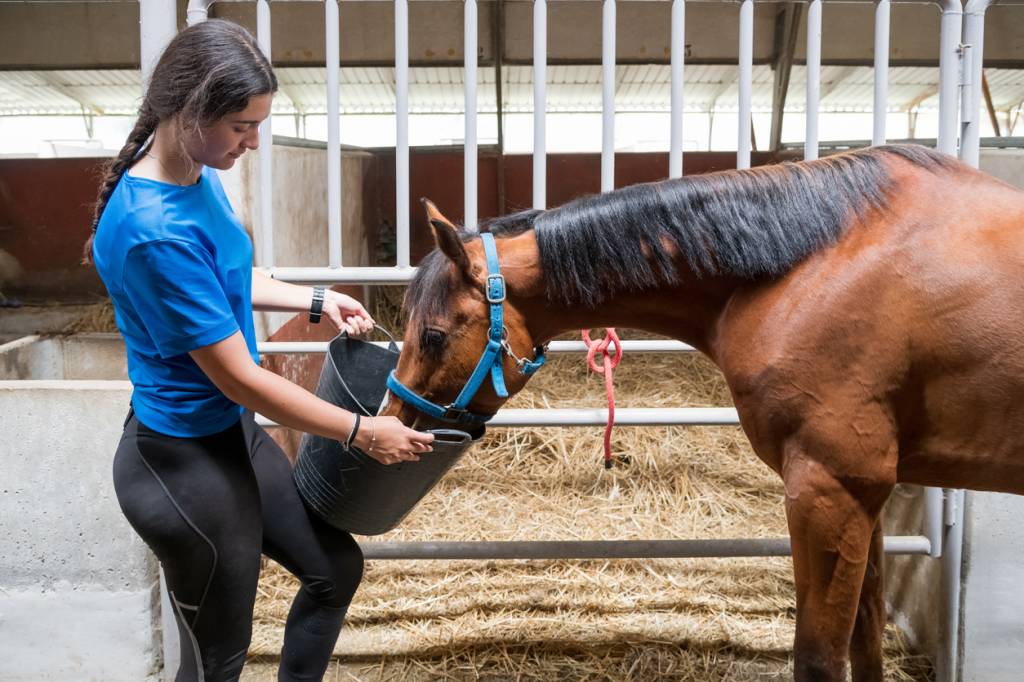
[{"left": 422, "top": 198, "right": 470, "bottom": 272}]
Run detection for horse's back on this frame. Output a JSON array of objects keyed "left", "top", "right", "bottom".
[{"left": 716, "top": 161, "right": 1024, "bottom": 493}]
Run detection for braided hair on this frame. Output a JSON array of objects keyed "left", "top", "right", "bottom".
[{"left": 82, "top": 19, "right": 276, "bottom": 264}]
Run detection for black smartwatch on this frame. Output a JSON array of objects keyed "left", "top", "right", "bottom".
[{"left": 309, "top": 286, "right": 325, "bottom": 324}]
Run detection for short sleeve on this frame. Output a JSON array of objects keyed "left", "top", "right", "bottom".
[{"left": 122, "top": 239, "right": 240, "bottom": 358}]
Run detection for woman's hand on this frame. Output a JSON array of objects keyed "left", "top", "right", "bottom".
[
  {"left": 323, "top": 290, "right": 375, "bottom": 336},
  {"left": 353, "top": 416, "right": 434, "bottom": 465}
]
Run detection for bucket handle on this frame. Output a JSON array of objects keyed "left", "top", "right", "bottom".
[{"left": 333, "top": 324, "right": 400, "bottom": 417}]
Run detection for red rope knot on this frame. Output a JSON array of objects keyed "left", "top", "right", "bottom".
[{"left": 581, "top": 328, "right": 622, "bottom": 469}]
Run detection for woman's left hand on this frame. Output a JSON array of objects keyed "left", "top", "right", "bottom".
[{"left": 322, "top": 290, "right": 375, "bottom": 336}]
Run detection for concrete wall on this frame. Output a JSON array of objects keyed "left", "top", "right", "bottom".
[
  {"left": 0, "top": 379, "right": 160, "bottom": 682},
  {"left": 959, "top": 492, "right": 1024, "bottom": 681},
  {"left": 0, "top": 333, "right": 127, "bottom": 380},
  {"left": 979, "top": 149, "right": 1024, "bottom": 190}
]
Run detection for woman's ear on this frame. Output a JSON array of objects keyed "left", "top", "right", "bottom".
[{"left": 422, "top": 198, "right": 470, "bottom": 274}]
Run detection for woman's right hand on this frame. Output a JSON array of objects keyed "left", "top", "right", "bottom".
[{"left": 353, "top": 416, "right": 434, "bottom": 465}]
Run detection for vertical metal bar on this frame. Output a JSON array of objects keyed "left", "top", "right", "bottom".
[
  {"left": 257, "top": 0, "right": 274, "bottom": 268},
  {"left": 533, "top": 0, "right": 547, "bottom": 209},
  {"left": 873, "top": 0, "right": 890, "bottom": 146},
  {"left": 395, "top": 0, "right": 410, "bottom": 269},
  {"left": 960, "top": 0, "right": 993, "bottom": 167},
  {"left": 737, "top": 0, "right": 753, "bottom": 170},
  {"left": 601, "top": 0, "right": 616, "bottom": 192},
  {"left": 805, "top": 0, "right": 822, "bottom": 160},
  {"left": 326, "top": 0, "right": 342, "bottom": 268},
  {"left": 185, "top": 0, "right": 214, "bottom": 27},
  {"left": 937, "top": 0, "right": 964, "bottom": 156},
  {"left": 938, "top": 488, "right": 965, "bottom": 682},
  {"left": 139, "top": 0, "right": 177, "bottom": 93},
  {"left": 669, "top": 0, "right": 685, "bottom": 179},
  {"left": 926, "top": 487, "right": 944, "bottom": 558},
  {"left": 465, "top": 0, "right": 478, "bottom": 229}
]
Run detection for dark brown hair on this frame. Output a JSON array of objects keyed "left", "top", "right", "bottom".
[{"left": 82, "top": 19, "right": 277, "bottom": 264}]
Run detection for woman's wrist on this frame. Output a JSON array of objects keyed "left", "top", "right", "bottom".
[
  {"left": 352, "top": 416, "right": 375, "bottom": 452},
  {"left": 308, "top": 286, "right": 325, "bottom": 324}
]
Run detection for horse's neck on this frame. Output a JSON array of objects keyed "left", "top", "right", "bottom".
[{"left": 504, "top": 232, "right": 738, "bottom": 355}]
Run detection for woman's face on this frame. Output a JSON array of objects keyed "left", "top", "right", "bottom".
[{"left": 187, "top": 93, "right": 273, "bottom": 170}]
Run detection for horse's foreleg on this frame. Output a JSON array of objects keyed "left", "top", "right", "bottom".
[
  {"left": 849, "top": 520, "right": 885, "bottom": 682},
  {"left": 784, "top": 450, "right": 893, "bottom": 682}
]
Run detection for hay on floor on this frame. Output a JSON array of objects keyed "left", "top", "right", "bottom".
[{"left": 245, "top": 287, "right": 933, "bottom": 681}]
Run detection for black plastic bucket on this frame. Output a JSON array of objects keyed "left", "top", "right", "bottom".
[{"left": 293, "top": 329, "right": 482, "bottom": 535}]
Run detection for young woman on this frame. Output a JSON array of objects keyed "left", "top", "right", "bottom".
[{"left": 83, "top": 19, "right": 433, "bottom": 682}]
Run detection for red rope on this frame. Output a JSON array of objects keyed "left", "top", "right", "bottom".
[{"left": 581, "top": 328, "right": 622, "bottom": 469}]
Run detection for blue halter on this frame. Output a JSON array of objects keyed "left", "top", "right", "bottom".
[{"left": 386, "top": 232, "right": 546, "bottom": 425}]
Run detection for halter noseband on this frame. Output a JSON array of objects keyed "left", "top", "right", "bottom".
[{"left": 385, "top": 232, "right": 547, "bottom": 425}]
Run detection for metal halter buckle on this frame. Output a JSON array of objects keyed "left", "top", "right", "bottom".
[{"left": 486, "top": 273, "right": 506, "bottom": 303}]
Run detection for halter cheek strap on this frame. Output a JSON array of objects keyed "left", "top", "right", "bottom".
[{"left": 385, "top": 232, "right": 546, "bottom": 424}]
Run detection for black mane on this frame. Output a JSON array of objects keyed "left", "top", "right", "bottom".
[{"left": 405, "top": 144, "right": 952, "bottom": 321}]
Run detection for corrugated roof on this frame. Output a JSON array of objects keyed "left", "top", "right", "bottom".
[{"left": 2, "top": 65, "right": 1023, "bottom": 117}]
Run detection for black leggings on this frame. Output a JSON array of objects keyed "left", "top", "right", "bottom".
[{"left": 113, "top": 408, "right": 363, "bottom": 682}]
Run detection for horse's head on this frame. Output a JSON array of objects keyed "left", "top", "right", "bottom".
[{"left": 382, "top": 199, "right": 548, "bottom": 431}]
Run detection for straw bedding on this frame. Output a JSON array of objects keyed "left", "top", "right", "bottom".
[{"left": 242, "top": 288, "right": 932, "bottom": 681}]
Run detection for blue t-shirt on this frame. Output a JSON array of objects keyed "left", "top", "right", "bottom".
[{"left": 92, "top": 165, "right": 260, "bottom": 437}]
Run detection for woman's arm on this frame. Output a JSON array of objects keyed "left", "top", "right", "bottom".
[
  {"left": 252, "top": 269, "right": 374, "bottom": 335},
  {"left": 191, "top": 331, "right": 433, "bottom": 463}
]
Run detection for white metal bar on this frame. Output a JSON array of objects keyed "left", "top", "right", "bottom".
[
  {"left": 258, "top": 339, "right": 698, "bottom": 354},
  {"left": 257, "top": 0, "right": 274, "bottom": 267},
  {"left": 326, "top": 0, "right": 342, "bottom": 268},
  {"left": 872, "top": 0, "right": 891, "bottom": 146},
  {"left": 925, "top": 486, "right": 944, "bottom": 557},
  {"left": 938, "top": 488, "right": 965, "bottom": 682},
  {"left": 139, "top": 0, "right": 177, "bottom": 92},
  {"left": 395, "top": 0, "right": 411, "bottom": 268},
  {"left": 805, "top": 0, "right": 822, "bottom": 160},
  {"left": 465, "top": 0, "right": 478, "bottom": 229},
  {"left": 267, "top": 266, "right": 416, "bottom": 284},
  {"left": 258, "top": 407, "right": 741, "bottom": 429},
  {"left": 937, "top": 0, "right": 964, "bottom": 156},
  {"left": 601, "top": 0, "right": 616, "bottom": 192},
  {"left": 533, "top": 0, "right": 547, "bottom": 209},
  {"left": 185, "top": 0, "right": 214, "bottom": 27},
  {"left": 669, "top": 0, "right": 685, "bottom": 178},
  {"left": 960, "top": 0, "right": 993, "bottom": 167},
  {"left": 737, "top": 0, "right": 753, "bottom": 169},
  {"left": 357, "top": 536, "right": 932, "bottom": 561}
]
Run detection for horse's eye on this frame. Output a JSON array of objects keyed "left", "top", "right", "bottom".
[{"left": 420, "top": 328, "right": 447, "bottom": 353}]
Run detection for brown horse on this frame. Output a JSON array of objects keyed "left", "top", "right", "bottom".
[{"left": 382, "top": 144, "right": 1024, "bottom": 680}]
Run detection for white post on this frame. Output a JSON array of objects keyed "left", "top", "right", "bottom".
[
  {"left": 395, "top": 0, "right": 411, "bottom": 268},
  {"left": 805, "top": 0, "right": 822, "bottom": 160},
  {"left": 326, "top": 0, "right": 342, "bottom": 268},
  {"left": 256, "top": 0, "right": 274, "bottom": 268},
  {"left": 185, "top": 0, "right": 215, "bottom": 27},
  {"left": 669, "top": 0, "right": 685, "bottom": 178},
  {"left": 873, "top": 0, "right": 891, "bottom": 146},
  {"left": 960, "top": 0, "right": 993, "bottom": 167},
  {"left": 533, "top": 0, "right": 547, "bottom": 209},
  {"left": 601, "top": 0, "right": 616, "bottom": 192},
  {"left": 937, "top": 0, "right": 964, "bottom": 156},
  {"left": 465, "top": 0, "right": 478, "bottom": 229},
  {"left": 737, "top": 0, "right": 753, "bottom": 169},
  {"left": 139, "top": 0, "right": 177, "bottom": 92}
]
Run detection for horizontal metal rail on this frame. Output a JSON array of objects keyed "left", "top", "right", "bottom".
[
  {"left": 258, "top": 339, "right": 696, "bottom": 354},
  {"left": 358, "top": 536, "right": 933, "bottom": 560},
  {"left": 266, "top": 266, "right": 415, "bottom": 284},
  {"left": 256, "top": 407, "right": 740, "bottom": 429}
]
